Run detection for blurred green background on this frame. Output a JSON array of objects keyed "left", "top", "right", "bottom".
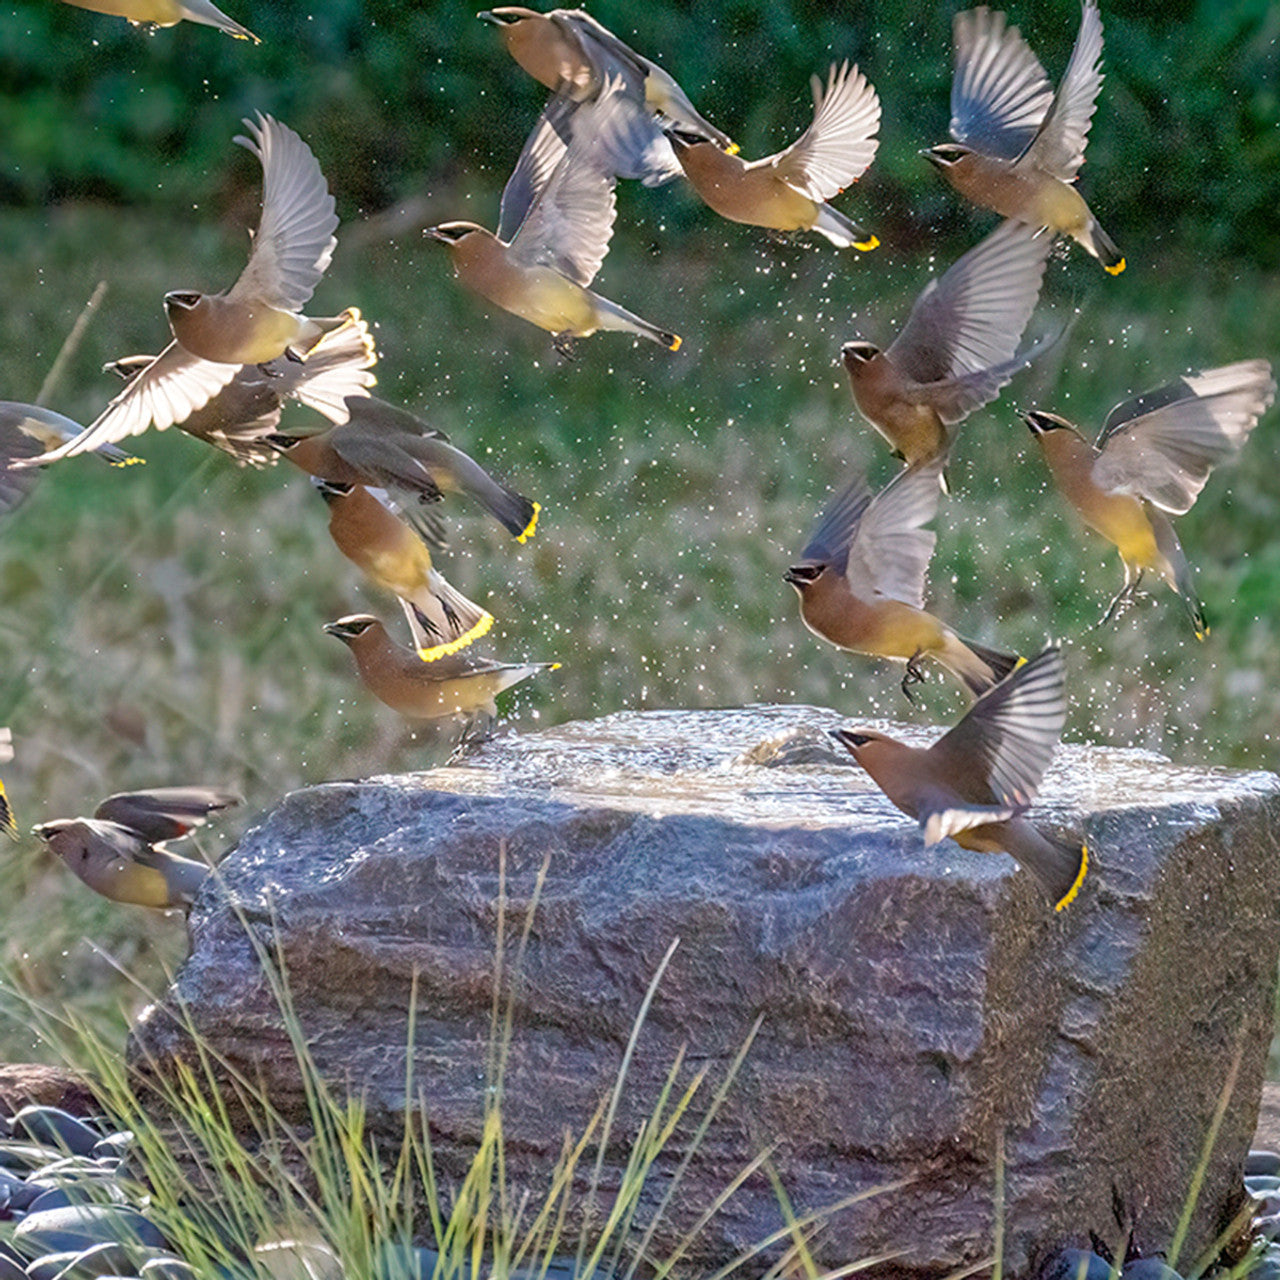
[{"left": 0, "top": 0, "right": 1278, "bottom": 1058}]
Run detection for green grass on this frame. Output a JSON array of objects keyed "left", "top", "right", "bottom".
[{"left": 0, "top": 197, "right": 1278, "bottom": 1059}]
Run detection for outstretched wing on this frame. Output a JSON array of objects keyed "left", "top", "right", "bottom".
[
  {"left": 227, "top": 113, "right": 339, "bottom": 312},
  {"left": 1023, "top": 0, "right": 1105, "bottom": 180},
  {"left": 843, "top": 460, "right": 944, "bottom": 607}
]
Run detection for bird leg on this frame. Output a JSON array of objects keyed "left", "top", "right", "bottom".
[
  {"left": 900, "top": 651, "right": 927, "bottom": 703},
  {"left": 256, "top": 362, "right": 284, "bottom": 378},
  {"left": 283, "top": 345, "right": 306, "bottom": 364},
  {"left": 1095, "top": 570, "right": 1143, "bottom": 630},
  {"left": 552, "top": 332, "right": 578, "bottom": 361}
]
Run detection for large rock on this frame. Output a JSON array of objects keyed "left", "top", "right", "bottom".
[{"left": 129, "top": 706, "right": 1280, "bottom": 1277}]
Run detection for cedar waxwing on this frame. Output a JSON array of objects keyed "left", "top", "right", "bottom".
[
  {"left": 786, "top": 459, "right": 1019, "bottom": 698},
  {"left": 58, "top": 0, "right": 257, "bottom": 40},
  {"left": 664, "top": 62, "right": 881, "bottom": 250},
  {"left": 842, "top": 218, "right": 1052, "bottom": 474},
  {"left": 34, "top": 819, "right": 212, "bottom": 910},
  {"left": 479, "top": 7, "right": 731, "bottom": 150},
  {"left": 924, "top": 0, "right": 1124, "bottom": 275},
  {"left": 428, "top": 84, "right": 680, "bottom": 356},
  {"left": 831, "top": 646, "right": 1088, "bottom": 911},
  {"left": 163, "top": 113, "right": 349, "bottom": 367},
  {"left": 93, "top": 786, "right": 242, "bottom": 844},
  {"left": 1025, "top": 359, "right": 1276, "bottom": 636},
  {"left": 271, "top": 396, "right": 540, "bottom": 542},
  {"left": 34, "top": 785, "right": 240, "bottom": 910},
  {"left": 19, "top": 314, "right": 376, "bottom": 467},
  {"left": 314, "top": 479, "right": 495, "bottom": 661},
  {"left": 324, "top": 615, "right": 558, "bottom": 721},
  {"left": 0, "top": 727, "right": 15, "bottom": 842}
]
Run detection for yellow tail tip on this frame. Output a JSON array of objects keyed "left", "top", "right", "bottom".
[
  {"left": 0, "top": 783, "right": 16, "bottom": 842},
  {"left": 1104, "top": 257, "right": 1126, "bottom": 276},
  {"left": 668, "top": 334, "right": 682, "bottom": 352},
  {"left": 417, "top": 610, "right": 495, "bottom": 663},
  {"left": 110, "top": 456, "right": 147, "bottom": 468},
  {"left": 548, "top": 662, "right": 563, "bottom": 671},
  {"left": 1054, "top": 843, "right": 1089, "bottom": 912},
  {"left": 1012, "top": 655, "right": 1028, "bottom": 671},
  {"left": 853, "top": 235, "right": 880, "bottom": 252},
  {"left": 516, "top": 501, "right": 541, "bottom": 544},
  {"left": 726, "top": 142, "right": 740, "bottom": 156}
]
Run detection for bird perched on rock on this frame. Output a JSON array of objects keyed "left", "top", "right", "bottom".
[
  {"left": 428, "top": 83, "right": 680, "bottom": 356},
  {"left": 314, "top": 479, "right": 495, "bottom": 661},
  {"left": 832, "top": 646, "right": 1088, "bottom": 911},
  {"left": 786, "top": 459, "right": 1018, "bottom": 698},
  {"left": 1025, "top": 359, "right": 1275, "bottom": 636},
  {"left": 924, "top": 0, "right": 1124, "bottom": 274},
  {"left": 480, "top": 6, "right": 731, "bottom": 150},
  {"left": 34, "top": 787, "right": 241, "bottom": 911},
  {"left": 18, "top": 115, "right": 366, "bottom": 466},
  {"left": 271, "top": 396, "right": 539, "bottom": 542},
  {"left": 324, "top": 615, "right": 558, "bottom": 725},
  {"left": 665, "top": 61, "right": 881, "bottom": 250},
  {"left": 842, "top": 218, "right": 1052, "bottom": 476},
  {"left": 57, "top": 0, "right": 256, "bottom": 40}
]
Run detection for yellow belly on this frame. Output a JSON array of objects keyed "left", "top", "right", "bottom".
[{"left": 61, "top": 0, "right": 182, "bottom": 23}]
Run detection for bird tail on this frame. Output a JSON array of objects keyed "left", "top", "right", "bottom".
[
  {"left": 1080, "top": 218, "right": 1125, "bottom": 276},
  {"left": 1005, "top": 823, "right": 1089, "bottom": 912},
  {"left": 420, "top": 441, "right": 540, "bottom": 542},
  {"left": 287, "top": 311, "right": 378, "bottom": 422},
  {"left": 590, "top": 295, "right": 682, "bottom": 351},
  {"left": 0, "top": 778, "right": 16, "bottom": 842},
  {"left": 182, "top": 0, "right": 259, "bottom": 40},
  {"left": 936, "top": 633, "right": 1022, "bottom": 697},
  {"left": 811, "top": 203, "right": 879, "bottom": 252},
  {"left": 402, "top": 577, "right": 495, "bottom": 663},
  {"left": 1150, "top": 511, "right": 1207, "bottom": 640}
]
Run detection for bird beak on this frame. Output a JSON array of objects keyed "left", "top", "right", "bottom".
[
  {"left": 322, "top": 622, "right": 346, "bottom": 638},
  {"left": 1023, "top": 411, "right": 1052, "bottom": 436},
  {"left": 477, "top": 9, "right": 502, "bottom": 25},
  {"left": 31, "top": 823, "right": 54, "bottom": 842},
  {"left": 919, "top": 147, "right": 944, "bottom": 169}
]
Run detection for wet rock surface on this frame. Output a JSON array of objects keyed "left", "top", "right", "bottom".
[{"left": 127, "top": 706, "right": 1280, "bottom": 1277}]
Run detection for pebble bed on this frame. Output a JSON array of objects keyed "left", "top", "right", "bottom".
[{"left": 0, "top": 1101, "right": 1277, "bottom": 1280}]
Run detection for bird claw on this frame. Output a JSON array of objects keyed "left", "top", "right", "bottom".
[
  {"left": 900, "top": 654, "right": 926, "bottom": 703},
  {"left": 552, "top": 332, "right": 577, "bottom": 361}
]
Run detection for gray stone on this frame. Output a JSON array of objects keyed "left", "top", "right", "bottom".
[
  {"left": 13, "top": 1207, "right": 165, "bottom": 1258},
  {"left": 127, "top": 707, "right": 1280, "bottom": 1279},
  {"left": 1041, "top": 1251, "right": 1114, "bottom": 1280},
  {"left": 0, "top": 1258, "right": 22, "bottom": 1280},
  {"left": 1250, "top": 1178, "right": 1280, "bottom": 1196},
  {"left": 138, "top": 1257, "right": 197, "bottom": 1280},
  {"left": 87, "top": 1140, "right": 130, "bottom": 1166},
  {"left": 47, "top": 1243, "right": 155, "bottom": 1280},
  {"left": 1249, "top": 1151, "right": 1280, "bottom": 1177},
  {"left": 8, "top": 1114, "right": 97, "bottom": 1161},
  {"left": 1120, "top": 1261, "right": 1182, "bottom": 1280},
  {"left": 0, "top": 1148, "right": 59, "bottom": 1175}
]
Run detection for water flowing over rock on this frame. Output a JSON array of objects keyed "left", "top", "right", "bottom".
[{"left": 128, "top": 706, "right": 1280, "bottom": 1278}]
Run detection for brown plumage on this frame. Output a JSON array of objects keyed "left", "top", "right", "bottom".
[
  {"left": 666, "top": 62, "right": 880, "bottom": 249},
  {"left": 315, "top": 480, "right": 494, "bottom": 661},
  {"left": 925, "top": 0, "right": 1123, "bottom": 273},
  {"left": 273, "top": 396, "right": 539, "bottom": 542},
  {"left": 1026, "top": 359, "right": 1275, "bottom": 636},
  {"left": 842, "top": 219, "right": 1052, "bottom": 474},
  {"left": 786, "top": 459, "right": 1019, "bottom": 698},
  {"left": 832, "top": 646, "right": 1088, "bottom": 910},
  {"left": 324, "top": 615, "right": 558, "bottom": 722}
]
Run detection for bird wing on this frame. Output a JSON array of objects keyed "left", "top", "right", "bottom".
[
  {"left": 95, "top": 786, "right": 241, "bottom": 844},
  {"left": 550, "top": 9, "right": 644, "bottom": 95},
  {"left": 797, "top": 472, "right": 874, "bottom": 574},
  {"left": 1021, "top": 0, "right": 1104, "bottom": 180},
  {"left": 770, "top": 62, "right": 881, "bottom": 202},
  {"left": 226, "top": 113, "right": 339, "bottom": 312},
  {"left": 14, "top": 343, "right": 240, "bottom": 465},
  {"left": 275, "top": 312, "right": 377, "bottom": 424},
  {"left": 498, "top": 94, "right": 579, "bottom": 244},
  {"left": 508, "top": 85, "right": 626, "bottom": 286},
  {"left": 1092, "top": 360, "right": 1276, "bottom": 512},
  {"left": 923, "top": 335, "right": 1052, "bottom": 426},
  {"left": 920, "top": 799, "right": 1021, "bottom": 844},
  {"left": 0, "top": 407, "right": 68, "bottom": 515},
  {"left": 843, "top": 460, "right": 944, "bottom": 607},
  {"left": 950, "top": 5, "right": 1054, "bottom": 159},
  {"left": 887, "top": 219, "right": 1051, "bottom": 385},
  {"left": 930, "top": 645, "right": 1066, "bottom": 808},
  {"left": 327, "top": 424, "right": 447, "bottom": 504}
]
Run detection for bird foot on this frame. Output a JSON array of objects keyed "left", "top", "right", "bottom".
[
  {"left": 552, "top": 332, "right": 577, "bottom": 361},
  {"left": 257, "top": 361, "right": 284, "bottom": 379},
  {"left": 900, "top": 654, "right": 926, "bottom": 703}
]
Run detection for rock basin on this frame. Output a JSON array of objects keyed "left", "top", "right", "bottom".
[{"left": 129, "top": 705, "right": 1280, "bottom": 1278}]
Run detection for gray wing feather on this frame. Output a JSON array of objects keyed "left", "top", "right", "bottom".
[
  {"left": 888, "top": 220, "right": 1051, "bottom": 385},
  {"left": 1092, "top": 360, "right": 1275, "bottom": 512},
  {"left": 771, "top": 61, "right": 881, "bottom": 202},
  {"left": 1024, "top": 0, "right": 1105, "bottom": 179},
  {"left": 950, "top": 6, "right": 1054, "bottom": 159},
  {"left": 932, "top": 645, "right": 1065, "bottom": 808},
  {"left": 843, "top": 460, "right": 944, "bottom": 606},
  {"left": 498, "top": 95, "right": 578, "bottom": 244},
  {"left": 228, "top": 113, "right": 339, "bottom": 312},
  {"left": 797, "top": 472, "right": 873, "bottom": 573},
  {"left": 508, "top": 84, "right": 628, "bottom": 286}
]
